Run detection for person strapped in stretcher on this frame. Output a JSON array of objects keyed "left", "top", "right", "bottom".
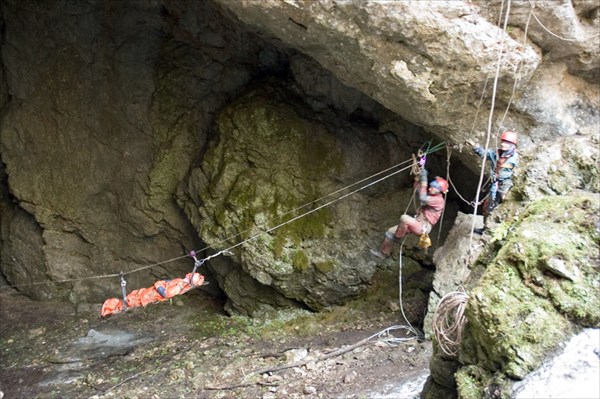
[{"left": 101, "top": 272, "right": 204, "bottom": 317}]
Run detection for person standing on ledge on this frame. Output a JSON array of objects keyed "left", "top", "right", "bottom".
[
  {"left": 467, "top": 130, "right": 519, "bottom": 234},
  {"left": 370, "top": 167, "right": 448, "bottom": 259}
]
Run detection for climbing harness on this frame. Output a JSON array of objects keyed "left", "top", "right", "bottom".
[{"left": 382, "top": 143, "right": 447, "bottom": 343}]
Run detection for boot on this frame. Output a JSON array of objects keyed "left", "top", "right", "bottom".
[
  {"left": 379, "top": 237, "right": 394, "bottom": 257},
  {"left": 370, "top": 248, "right": 387, "bottom": 259},
  {"left": 370, "top": 237, "right": 393, "bottom": 259}
]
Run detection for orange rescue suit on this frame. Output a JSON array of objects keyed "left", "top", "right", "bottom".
[{"left": 101, "top": 272, "right": 204, "bottom": 317}]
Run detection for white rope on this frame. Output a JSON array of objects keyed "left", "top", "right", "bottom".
[
  {"left": 370, "top": 237, "right": 424, "bottom": 347},
  {"left": 528, "top": 0, "right": 600, "bottom": 42},
  {"left": 469, "top": 0, "right": 513, "bottom": 251},
  {"left": 498, "top": 2, "right": 533, "bottom": 129},
  {"left": 174, "top": 158, "right": 415, "bottom": 264},
  {"left": 432, "top": 291, "right": 469, "bottom": 357},
  {"left": 4, "top": 158, "right": 418, "bottom": 289},
  {"left": 224, "top": 162, "right": 416, "bottom": 254}
]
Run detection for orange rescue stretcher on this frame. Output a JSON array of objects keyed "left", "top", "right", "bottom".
[{"left": 101, "top": 272, "right": 204, "bottom": 317}]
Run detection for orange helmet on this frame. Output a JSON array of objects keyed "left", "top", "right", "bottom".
[
  {"left": 430, "top": 177, "right": 449, "bottom": 194},
  {"left": 500, "top": 130, "right": 517, "bottom": 145}
]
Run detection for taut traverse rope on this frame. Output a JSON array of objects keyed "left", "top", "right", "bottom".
[{"left": 4, "top": 146, "right": 448, "bottom": 290}]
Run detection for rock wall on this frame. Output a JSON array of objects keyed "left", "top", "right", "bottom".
[
  {"left": 422, "top": 168, "right": 599, "bottom": 398},
  {"left": 0, "top": 0, "right": 454, "bottom": 306},
  {"left": 213, "top": 0, "right": 599, "bottom": 154},
  {"left": 422, "top": 211, "right": 485, "bottom": 339},
  {"left": 1, "top": 0, "right": 598, "bottom": 329},
  {"left": 0, "top": 0, "right": 279, "bottom": 301},
  {"left": 178, "top": 80, "right": 439, "bottom": 314},
  {"left": 1, "top": 1, "right": 599, "bottom": 396}
]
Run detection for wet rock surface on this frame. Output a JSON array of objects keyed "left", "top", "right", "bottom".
[{"left": 512, "top": 328, "right": 600, "bottom": 399}]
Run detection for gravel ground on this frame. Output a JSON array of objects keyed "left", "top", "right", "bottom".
[{"left": 0, "top": 272, "right": 432, "bottom": 399}]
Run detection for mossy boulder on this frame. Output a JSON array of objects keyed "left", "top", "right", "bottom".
[
  {"left": 454, "top": 192, "right": 599, "bottom": 397},
  {"left": 183, "top": 82, "right": 393, "bottom": 314}
]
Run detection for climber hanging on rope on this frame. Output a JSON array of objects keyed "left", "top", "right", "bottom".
[
  {"left": 370, "top": 162, "right": 448, "bottom": 259},
  {"left": 467, "top": 130, "right": 519, "bottom": 234}
]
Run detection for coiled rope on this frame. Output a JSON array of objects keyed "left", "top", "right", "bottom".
[{"left": 431, "top": 291, "right": 469, "bottom": 357}]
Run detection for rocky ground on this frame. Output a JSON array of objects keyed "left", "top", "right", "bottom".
[{"left": 0, "top": 266, "right": 433, "bottom": 399}]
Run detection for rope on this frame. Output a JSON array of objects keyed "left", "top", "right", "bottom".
[
  {"left": 3, "top": 152, "right": 439, "bottom": 289},
  {"left": 448, "top": 175, "right": 490, "bottom": 207},
  {"left": 528, "top": 0, "right": 600, "bottom": 42},
  {"left": 224, "top": 163, "right": 417, "bottom": 255},
  {"left": 126, "top": 159, "right": 417, "bottom": 276},
  {"left": 445, "top": 144, "right": 492, "bottom": 207},
  {"left": 432, "top": 146, "right": 452, "bottom": 252},
  {"left": 395, "top": 237, "right": 421, "bottom": 338},
  {"left": 469, "top": 0, "right": 513, "bottom": 249},
  {"left": 366, "top": 237, "right": 424, "bottom": 348},
  {"left": 431, "top": 291, "right": 469, "bottom": 357},
  {"left": 498, "top": 1, "right": 534, "bottom": 129}
]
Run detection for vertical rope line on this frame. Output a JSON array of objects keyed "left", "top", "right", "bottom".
[
  {"left": 397, "top": 236, "right": 417, "bottom": 334},
  {"left": 469, "top": 0, "right": 512, "bottom": 255},
  {"left": 498, "top": 3, "right": 534, "bottom": 128},
  {"left": 434, "top": 145, "right": 452, "bottom": 252}
]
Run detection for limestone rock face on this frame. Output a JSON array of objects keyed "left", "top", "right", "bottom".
[
  {"left": 423, "top": 192, "right": 600, "bottom": 397},
  {"left": 214, "top": 0, "right": 598, "bottom": 152},
  {"left": 0, "top": 0, "right": 270, "bottom": 300},
  {"left": 1, "top": 0, "right": 598, "bottom": 316},
  {"left": 1, "top": 2, "right": 599, "bottom": 396}
]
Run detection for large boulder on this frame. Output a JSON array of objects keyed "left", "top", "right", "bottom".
[{"left": 178, "top": 82, "right": 430, "bottom": 314}]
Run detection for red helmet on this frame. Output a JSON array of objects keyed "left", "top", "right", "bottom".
[
  {"left": 500, "top": 130, "right": 518, "bottom": 145},
  {"left": 430, "top": 177, "right": 449, "bottom": 194}
]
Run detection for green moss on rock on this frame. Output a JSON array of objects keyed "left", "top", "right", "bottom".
[
  {"left": 315, "top": 259, "right": 336, "bottom": 273},
  {"left": 455, "top": 366, "right": 492, "bottom": 399},
  {"left": 455, "top": 192, "right": 599, "bottom": 396},
  {"left": 197, "top": 83, "right": 342, "bottom": 282},
  {"left": 292, "top": 250, "right": 309, "bottom": 272},
  {"left": 466, "top": 279, "right": 569, "bottom": 379},
  {"left": 505, "top": 194, "right": 600, "bottom": 326}
]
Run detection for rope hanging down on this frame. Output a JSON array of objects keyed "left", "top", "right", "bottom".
[
  {"left": 392, "top": 237, "right": 424, "bottom": 342},
  {"left": 383, "top": 144, "right": 445, "bottom": 343},
  {"left": 469, "top": 0, "right": 512, "bottom": 249}
]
